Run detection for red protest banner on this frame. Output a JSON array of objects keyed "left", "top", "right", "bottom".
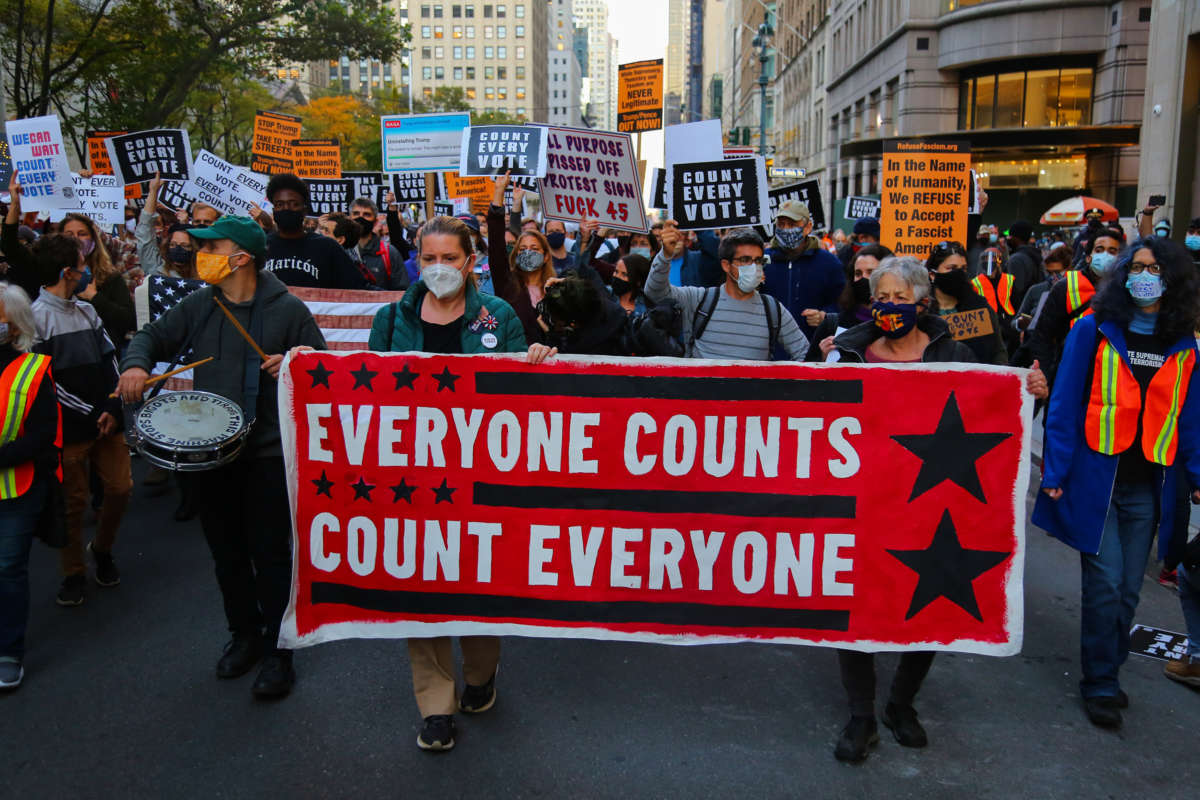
[{"left": 279, "top": 353, "right": 1029, "bottom": 654}]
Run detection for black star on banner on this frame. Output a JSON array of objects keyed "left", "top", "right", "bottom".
[
  {"left": 392, "top": 364, "right": 419, "bottom": 391},
  {"left": 307, "top": 361, "right": 333, "bottom": 389},
  {"left": 888, "top": 510, "right": 1011, "bottom": 621},
  {"left": 433, "top": 366, "right": 460, "bottom": 392},
  {"left": 350, "top": 477, "right": 376, "bottom": 501},
  {"left": 312, "top": 470, "right": 333, "bottom": 498},
  {"left": 891, "top": 392, "right": 1011, "bottom": 502},
  {"left": 432, "top": 478, "right": 457, "bottom": 504},
  {"left": 390, "top": 478, "right": 416, "bottom": 503},
  {"left": 350, "top": 362, "right": 378, "bottom": 391}
]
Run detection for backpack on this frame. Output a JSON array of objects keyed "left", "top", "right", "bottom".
[{"left": 690, "top": 287, "right": 781, "bottom": 359}]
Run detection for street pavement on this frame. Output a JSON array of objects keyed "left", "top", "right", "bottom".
[{"left": 2, "top": 458, "right": 1197, "bottom": 799}]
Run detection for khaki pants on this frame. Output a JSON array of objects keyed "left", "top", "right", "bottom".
[
  {"left": 408, "top": 636, "right": 500, "bottom": 717},
  {"left": 61, "top": 433, "right": 132, "bottom": 576}
]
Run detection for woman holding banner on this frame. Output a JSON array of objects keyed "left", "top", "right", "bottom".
[
  {"left": 367, "top": 215, "right": 555, "bottom": 753},
  {"left": 1034, "top": 236, "right": 1200, "bottom": 730}
]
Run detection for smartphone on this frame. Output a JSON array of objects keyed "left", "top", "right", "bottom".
[{"left": 1148, "top": 194, "right": 1166, "bottom": 207}]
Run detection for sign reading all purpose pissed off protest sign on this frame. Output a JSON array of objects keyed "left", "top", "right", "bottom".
[{"left": 279, "top": 352, "right": 1030, "bottom": 654}]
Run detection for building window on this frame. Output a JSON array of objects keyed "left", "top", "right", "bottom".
[
  {"left": 423, "top": 87, "right": 433, "bottom": 99},
  {"left": 516, "top": 86, "right": 526, "bottom": 99},
  {"left": 466, "top": 25, "right": 475, "bottom": 37},
  {"left": 435, "top": 66, "right": 445, "bottom": 79},
  {"left": 516, "top": 65, "right": 525, "bottom": 79},
  {"left": 454, "top": 66, "right": 463, "bottom": 79},
  {"left": 453, "top": 46, "right": 463, "bottom": 58},
  {"left": 517, "top": 107, "right": 526, "bottom": 117},
  {"left": 466, "top": 87, "right": 477, "bottom": 99},
  {"left": 452, "top": 4, "right": 462, "bottom": 17},
  {"left": 498, "top": 46, "right": 507, "bottom": 58},
  {"left": 465, "top": 5, "right": 475, "bottom": 17},
  {"left": 421, "top": 4, "right": 431, "bottom": 17},
  {"left": 485, "top": 46, "right": 494, "bottom": 58},
  {"left": 484, "top": 4, "right": 493, "bottom": 16},
  {"left": 433, "top": 5, "right": 443, "bottom": 17},
  {"left": 466, "top": 46, "right": 475, "bottom": 58},
  {"left": 958, "top": 67, "right": 1093, "bottom": 129},
  {"left": 421, "top": 25, "right": 431, "bottom": 37},
  {"left": 434, "top": 26, "right": 444, "bottom": 38},
  {"left": 497, "top": 25, "right": 506, "bottom": 38},
  {"left": 497, "top": 4, "right": 506, "bottom": 18},
  {"left": 515, "top": 3, "right": 525, "bottom": 17},
  {"left": 515, "top": 25, "right": 524, "bottom": 37},
  {"left": 484, "top": 65, "right": 495, "bottom": 79},
  {"left": 422, "top": 46, "right": 432, "bottom": 58},
  {"left": 485, "top": 87, "right": 495, "bottom": 99},
  {"left": 453, "top": 25, "right": 463, "bottom": 38},
  {"left": 466, "top": 66, "right": 476, "bottom": 79},
  {"left": 498, "top": 87, "right": 507, "bottom": 99},
  {"left": 422, "top": 66, "right": 433, "bottom": 79},
  {"left": 498, "top": 66, "right": 507, "bottom": 79},
  {"left": 434, "top": 46, "right": 444, "bottom": 58},
  {"left": 485, "top": 25, "right": 493, "bottom": 38},
  {"left": 516, "top": 46, "right": 525, "bottom": 60}
]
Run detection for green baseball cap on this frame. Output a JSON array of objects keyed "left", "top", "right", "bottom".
[{"left": 188, "top": 215, "right": 268, "bottom": 258}]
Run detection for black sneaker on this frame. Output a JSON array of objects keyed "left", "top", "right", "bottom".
[
  {"left": 0, "top": 657, "right": 23, "bottom": 691},
  {"left": 459, "top": 672, "right": 497, "bottom": 713},
  {"left": 1115, "top": 689, "right": 1129, "bottom": 709},
  {"left": 56, "top": 575, "right": 85, "bottom": 606},
  {"left": 834, "top": 716, "right": 878, "bottom": 763},
  {"left": 88, "top": 542, "right": 120, "bottom": 587},
  {"left": 251, "top": 650, "right": 295, "bottom": 699},
  {"left": 1084, "top": 696, "right": 1122, "bottom": 728},
  {"left": 417, "top": 715, "right": 456, "bottom": 752},
  {"left": 882, "top": 702, "right": 928, "bottom": 748},
  {"left": 216, "top": 633, "right": 264, "bottom": 679}
]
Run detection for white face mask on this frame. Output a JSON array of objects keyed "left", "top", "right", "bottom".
[
  {"left": 421, "top": 263, "right": 465, "bottom": 299},
  {"left": 736, "top": 263, "right": 762, "bottom": 293}
]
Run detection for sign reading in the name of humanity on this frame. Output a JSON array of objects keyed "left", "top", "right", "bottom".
[
  {"left": 538, "top": 125, "right": 647, "bottom": 234},
  {"left": 292, "top": 139, "right": 342, "bottom": 180},
  {"left": 844, "top": 196, "right": 881, "bottom": 221},
  {"left": 670, "top": 157, "right": 770, "bottom": 231},
  {"left": 459, "top": 125, "right": 548, "bottom": 178},
  {"left": 86, "top": 130, "right": 125, "bottom": 175},
  {"left": 278, "top": 353, "right": 1030, "bottom": 653},
  {"left": 881, "top": 140, "right": 971, "bottom": 258},
  {"left": 103, "top": 129, "right": 193, "bottom": 185},
  {"left": 5, "top": 115, "right": 76, "bottom": 213},
  {"left": 944, "top": 308, "right": 995, "bottom": 342},
  {"left": 306, "top": 179, "right": 355, "bottom": 215},
  {"left": 617, "top": 59, "right": 664, "bottom": 134},
  {"left": 185, "top": 150, "right": 270, "bottom": 216},
  {"left": 768, "top": 180, "right": 827, "bottom": 232},
  {"left": 252, "top": 110, "right": 303, "bottom": 175}
]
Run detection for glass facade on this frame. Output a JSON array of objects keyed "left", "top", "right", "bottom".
[{"left": 958, "top": 68, "right": 1092, "bottom": 130}]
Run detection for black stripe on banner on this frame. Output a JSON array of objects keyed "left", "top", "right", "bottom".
[
  {"left": 472, "top": 483, "right": 856, "bottom": 519},
  {"left": 474, "top": 372, "right": 863, "bottom": 403},
  {"left": 311, "top": 583, "right": 851, "bottom": 631}
]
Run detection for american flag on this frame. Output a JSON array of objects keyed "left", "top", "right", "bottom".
[{"left": 147, "top": 275, "right": 404, "bottom": 390}]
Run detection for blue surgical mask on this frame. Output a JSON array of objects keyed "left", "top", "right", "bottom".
[
  {"left": 1126, "top": 272, "right": 1164, "bottom": 307},
  {"left": 1186, "top": 234, "right": 1200, "bottom": 251},
  {"left": 629, "top": 246, "right": 652, "bottom": 259},
  {"left": 65, "top": 266, "right": 92, "bottom": 295},
  {"left": 736, "top": 263, "right": 762, "bottom": 293},
  {"left": 1089, "top": 251, "right": 1117, "bottom": 275},
  {"left": 989, "top": 233, "right": 998, "bottom": 243}
]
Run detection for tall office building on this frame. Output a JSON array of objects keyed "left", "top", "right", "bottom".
[
  {"left": 312, "top": 1, "right": 413, "bottom": 102},
  {"left": 665, "top": 0, "right": 690, "bottom": 124},
  {"left": 548, "top": 0, "right": 585, "bottom": 126},
  {"left": 573, "top": 0, "right": 618, "bottom": 130}
]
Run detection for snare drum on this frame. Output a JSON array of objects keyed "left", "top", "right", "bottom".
[{"left": 131, "top": 391, "right": 249, "bottom": 471}]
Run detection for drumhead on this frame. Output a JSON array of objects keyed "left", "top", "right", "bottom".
[{"left": 134, "top": 391, "right": 246, "bottom": 449}]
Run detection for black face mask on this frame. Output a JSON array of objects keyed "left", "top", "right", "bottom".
[
  {"left": 852, "top": 277, "right": 871, "bottom": 306},
  {"left": 167, "top": 245, "right": 192, "bottom": 264},
  {"left": 611, "top": 276, "right": 633, "bottom": 296},
  {"left": 932, "top": 268, "right": 970, "bottom": 297},
  {"left": 274, "top": 209, "right": 305, "bottom": 233},
  {"left": 355, "top": 217, "right": 375, "bottom": 238}
]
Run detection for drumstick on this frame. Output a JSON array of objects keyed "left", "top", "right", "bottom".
[
  {"left": 213, "top": 297, "right": 269, "bottom": 362},
  {"left": 109, "top": 357, "right": 214, "bottom": 398}
]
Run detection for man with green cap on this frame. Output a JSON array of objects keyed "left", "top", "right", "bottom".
[{"left": 118, "top": 215, "right": 325, "bottom": 700}]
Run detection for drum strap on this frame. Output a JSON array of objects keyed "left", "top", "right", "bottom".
[{"left": 240, "top": 293, "right": 266, "bottom": 426}]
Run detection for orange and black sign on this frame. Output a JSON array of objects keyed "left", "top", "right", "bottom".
[
  {"left": 443, "top": 173, "right": 495, "bottom": 214},
  {"left": 617, "top": 59, "right": 664, "bottom": 134},
  {"left": 880, "top": 140, "right": 971, "bottom": 258},
  {"left": 252, "top": 110, "right": 302, "bottom": 174},
  {"left": 86, "top": 130, "right": 125, "bottom": 175},
  {"left": 291, "top": 138, "right": 341, "bottom": 179}
]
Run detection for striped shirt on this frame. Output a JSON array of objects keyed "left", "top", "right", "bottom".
[{"left": 644, "top": 250, "right": 809, "bottom": 361}]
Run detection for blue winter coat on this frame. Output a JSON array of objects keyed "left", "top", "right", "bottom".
[
  {"left": 1032, "top": 314, "right": 1200, "bottom": 557},
  {"left": 763, "top": 239, "right": 845, "bottom": 340}
]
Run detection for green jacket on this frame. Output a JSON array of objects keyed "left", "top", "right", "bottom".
[{"left": 368, "top": 279, "right": 526, "bottom": 354}]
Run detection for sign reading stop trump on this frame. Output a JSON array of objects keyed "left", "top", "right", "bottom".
[{"left": 279, "top": 353, "right": 1030, "bottom": 654}]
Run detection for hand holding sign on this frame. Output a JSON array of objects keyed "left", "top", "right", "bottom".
[
  {"left": 492, "top": 170, "right": 511, "bottom": 208},
  {"left": 659, "top": 219, "right": 682, "bottom": 260}
]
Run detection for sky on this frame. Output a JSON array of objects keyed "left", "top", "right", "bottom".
[{"left": 603, "top": 0, "right": 669, "bottom": 201}]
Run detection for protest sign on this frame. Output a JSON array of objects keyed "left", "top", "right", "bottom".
[
  {"left": 382, "top": 112, "right": 472, "bottom": 173},
  {"left": 443, "top": 174, "right": 495, "bottom": 214},
  {"left": 649, "top": 167, "right": 667, "bottom": 210},
  {"left": 617, "top": 59, "right": 664, "bottom": 134},
  {"left": 157, "top": 179, "right": 197, "bottom": 213},
  {"left": 459, "top": 125, "right": 548, "bottom": 178},
  {"left": 767, "top": 179, "right": 826, "bottom": 231},
  {"left": 881, "top": 139, "right": 971, "bottom": 258},
  {"left": 538, "top": 126, "right": 647, "bottom": 234},
  {"left": 1129, "top": 624, "right": 1190, "bottom": 662},
  {"left": 252, "top": 110, "right": 303, "bottom": 174},
  {"left": 278, "top": 352, "right": 1029, "bottom": 653},
  {"left": 58, "top": 173, "right": 125, "bottom": 228},
  {"left": 306, "top": 179, "right": 355, "bottom": 215},
  {"left": 0, "top": 141, "right": 11, "bottom": 193},
  {"left": 663, "top": 120, "right": 724, "bottom": 219},
  {"left": 390, "top": 172, "right": 437, "bottom": 204},
  {"left": 343, "top": 172, "right": 388, "bottom": 204},
  {"left": 5, "top": 115, "right": 76, "bottom": 213},
  {"left": 434, "top": 201, "right": 456, "bottom": 217},
  {"left": 292, "top": 139, "right": 342, "bottom": 179},
  {"left": 944, "top": 308, "right": 995, "bottom": 342},
  {"left": 187, "top": 150, "right": 270, "bottom": 216},
  {"left": 86, "top": 130, "right": 125, "bottom": 175},
  {"left": 844, "top": 196, "right": 881, "bottom": 220},
  {"left": 104, "top": 129, "right": 193, "bottom": 185},
  {"left": 670, "top": 157, "right": 769, "bottom": 231}
]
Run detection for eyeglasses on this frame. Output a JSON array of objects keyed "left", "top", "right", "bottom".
[
  {"left": 932, "top": 240, "right": 966, "bottom": 254},
  {"left": 1128, "top": 263, "right": 1162, "bottom": 275},
  {"left": 731, "top": 256, "right": 769, "bottom": 267}
]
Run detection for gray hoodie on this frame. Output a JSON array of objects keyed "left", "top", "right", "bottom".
[{"left": 121, "top": 270, "right": 325, "bottom": 458}]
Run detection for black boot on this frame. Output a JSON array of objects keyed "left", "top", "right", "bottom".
[
  {"left": 834, "top": 716, "right": 878, "bottom": 763},
  {"left": 252, "top": 649, "right": 296, "bottom": 699},
  {"left": 216, "top": 633, "right": 263, "bottom": 679},
  {"left": 882, "top": 702, "right": 928, "bottom": 747}
]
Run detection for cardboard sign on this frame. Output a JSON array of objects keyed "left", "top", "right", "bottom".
[
  {"left": 434, "top": 201, "right": 456, "bottom": 217},
  {"left": 86, "top": 129, "right": 125, "bottom": 175},
  {"left": 881, "top": 140, "right": 971, "bottom": 258},
  {"left": 390, "top": 172, "right": 438, "bottom": 204},
  {"left": 292, "top": 139, "right": 342, "bottom": 179},
  {"left": 617, "top": 58, "right": 664, "bottom": 133},
  {"left": 670, "top": 157, "right": 769, "bottom": 231},
  {"left": 381, "top": 112, "right": 472, "bottom": 173},
  {"left": 768, "top": 180, "right": 826, "bottom": 231},
  {"left": 944, "top": 308, "right": 995, "bottom": 341},
  {"left": 5, "top": 115, "right": 76, "bottom": 213},
  {"left": 844, "top": 196, "right": 881, "bottom": 221},
  {"left": 649, "top": 167, "right": 668, "bottom": 210},
  {"left": 306, "top": 179, "right": 355, "bottom": 215},
  {"left": 252, "top": 110, "right": 302, "bottom": 175},
  {"left": 459, "top": 125, "right": 548, "bottom": 178},
  {"left": 1129, "top": 624, "right": 1191, "bottom": 662},
  {"left": 443, "top": 173, "right": 495, "bottom": 214},
  {"left": 187, "top": 150, "right": 270, "bottom": 216},
  {"left": 538, "top": 126, "right": 647, "bottom": 234},
  {"left": 663, "top": 120, "right": 724, "bottom": 220},
  {"left": 104, "top": 129, "right": 193, "bottom": 185},
  {"left": 57, "top": 173, "right": 125, "bottom": 228},
  {"left": 158, "top": 179, "right": 198, "bottom": 213},
  {"left": 278, "top": 353, "right": 1030, "bottom": 653}
]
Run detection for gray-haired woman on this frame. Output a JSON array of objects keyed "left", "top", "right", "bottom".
[
  {"left": 0, "top": 282, "right": 62, "bottom": 691},
  {"left": 828, "top": 256, "right": 1047, "bottom": 761}
]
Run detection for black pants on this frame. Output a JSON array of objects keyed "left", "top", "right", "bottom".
[
  {"left": 837, "top": 650, "right": 936, "bottom": 718},
  {"left": 189, "top": 456, "right": 292, "bottom": 648}
]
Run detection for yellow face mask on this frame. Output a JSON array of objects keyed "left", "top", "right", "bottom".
[{"left": 195, "top": 251, "right": 245, "bottom": 285}]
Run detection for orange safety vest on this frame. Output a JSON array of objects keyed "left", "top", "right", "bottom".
[
  {"left": 1065, "top": 270, "right": 1095, "bottom": 329},
  {"left": 1084, "top": 338, "right": 1196, "bottom": 465},
  {"left": 0, "top": 353, "right": 55, "bottom": 499},
  {"left": 971, "top": 273, "right": 1016, "bottom": 316}
]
